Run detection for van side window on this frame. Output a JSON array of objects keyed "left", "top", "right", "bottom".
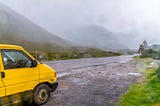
[{"left": 2, "top": 50, "right": 33, "bottom": 70}]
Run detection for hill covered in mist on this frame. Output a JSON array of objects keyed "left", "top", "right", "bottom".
[
  {"left": 63, "top": 24, "right": 130, "bottom": 51},
  {"left": 0, "top": 3, "right": 72, "bottom": 52},
  {"left": 0, "top": 3, "right": 121, "bottom": 60}
]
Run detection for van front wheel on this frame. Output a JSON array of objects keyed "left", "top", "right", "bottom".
[{"left": 33, "top": 84, "right": 50, "bottom": 105}]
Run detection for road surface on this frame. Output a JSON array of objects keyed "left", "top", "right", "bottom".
[{"left": 43, "top": 55, "right": 141, "bottom": 106}]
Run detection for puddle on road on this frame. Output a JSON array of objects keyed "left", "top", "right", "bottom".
[
  {"left": 70, "top": 77, "right": 90, "bottom": 86},
  {"left": 71, "top": 78, "right": 81, "bottom": 84},
  {"left": 116, "top": 72, "right": 142, "bottom": 77},
  {"left": 58, "top": 80, "right": 71, "bottom": 91},
  {"left": 126, "top": 73, "right": 142, "bottom": 76},
  {"left": 58, "top": 72, "right": 71, "bottom": 78}
]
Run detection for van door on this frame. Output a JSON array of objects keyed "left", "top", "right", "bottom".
[
  {"left": 1, "top": 50, "right": 39, "bottom": 96},
  {"left": 0, "top": 72, "right": 5, "bottom": 97}
]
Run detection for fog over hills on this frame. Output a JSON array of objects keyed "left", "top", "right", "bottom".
[
  {"left": 0, "top": 1, "right": 142, "bottom": 53},
  {"left": 3, "top": 0, "right": 160, "bottom": 51},
  {"left": 0, "top": 2, "right": 133, "bottom": 53},
  {"left": 0, "top": 3, "right": 71, "bottom": 52},
  {"left": 64, "top": 24, "right": 128, "bottom": 51},
  {"left": 0, "top": 2, "right": 120, "bottom": 60}
]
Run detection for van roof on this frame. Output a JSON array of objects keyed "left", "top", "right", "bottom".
[{"left": 0, "top": 44, "right": 23, "bottom": 50}]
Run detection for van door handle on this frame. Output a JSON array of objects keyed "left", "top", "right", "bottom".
[{"left": 1, "top": 72, "right": 5, "bottom": 78}]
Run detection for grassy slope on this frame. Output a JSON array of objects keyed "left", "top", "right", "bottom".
[
  {"left": 0, "top": 33, "right": 121, "bottom": 60},
  {"left": 31, "top": 47, "right": 120, "bottom": 61},
  {"left": 118, "top": 57, "right": 160, "bottom": 106}
]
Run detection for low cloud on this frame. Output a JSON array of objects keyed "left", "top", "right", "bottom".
[{"left": 0, "top": 0, "right": 160, "bottom": 48}]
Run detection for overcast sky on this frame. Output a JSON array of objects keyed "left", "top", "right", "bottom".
[{"left": 0, "top": 0, "right": 160, "bottom": 44}]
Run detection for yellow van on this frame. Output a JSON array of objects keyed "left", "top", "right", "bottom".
[{"left": 0, "top": 44, "right": 58, "bottom": 105}]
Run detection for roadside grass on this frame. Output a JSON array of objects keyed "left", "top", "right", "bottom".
[
  {"left": 134, "top": 56, "right": 152, "bottom": 61},
  {"left": 134, "top": 56, "right": 143, "bottom": 60},
  {"left": 133, "top": 56, "right": 153, "bottom": 70},
  {"left": 118, "top": 57, "right": 160, "bottom": 106}
]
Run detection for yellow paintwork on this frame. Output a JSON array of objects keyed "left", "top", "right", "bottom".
[
  {"left": 0, "top": 76, "right": 5, "bottom": 97},
  {"left": 0, "top": 44, "right": 57, "bottom": 97},
  {"left": 2, "top": 67, "right": 39, "bottom": 96},
  {"left": 38, "top": 64, "right": 57, "bottom": 83},
  {"left": 0, "top": 44, "right": 23, "bottom": 50}
]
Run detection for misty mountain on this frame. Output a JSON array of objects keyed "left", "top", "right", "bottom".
[
  {"left": 0, "top": 3, "right": 72, "bottom": 52},
  {"left": 64, "top": 24, "right": 128, "bottom": 51},
  {"left": 115, "top": 32, "right": 141, "bottom": 50}
]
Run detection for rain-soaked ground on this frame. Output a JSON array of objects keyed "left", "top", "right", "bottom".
[{"left": 43, "top": 55, "right": 142, "bottom": 106}]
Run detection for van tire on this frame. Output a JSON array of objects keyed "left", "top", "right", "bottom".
[{"left": 33, "top": 84, "right": 50, "bottom": 105}]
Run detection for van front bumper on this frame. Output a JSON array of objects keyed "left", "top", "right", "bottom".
[{"left": 50, "top": 82, "right": 58, "bottom": 92}]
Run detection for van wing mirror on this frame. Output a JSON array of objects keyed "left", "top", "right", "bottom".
[{"left": 32, "top": 60, "right": 37, "bottom": 67}]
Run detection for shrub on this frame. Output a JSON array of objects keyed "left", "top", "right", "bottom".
[{"left": 141, "top": 49, "right": 156, "bottom": 58}]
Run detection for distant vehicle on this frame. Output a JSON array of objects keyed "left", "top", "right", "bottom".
[{"left": 0, "top": 44, "right": 58, "bottom": 105}]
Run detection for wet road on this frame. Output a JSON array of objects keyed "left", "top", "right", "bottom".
[{"left": 43, "top": 55, "right": 141, "bottom": 106}]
